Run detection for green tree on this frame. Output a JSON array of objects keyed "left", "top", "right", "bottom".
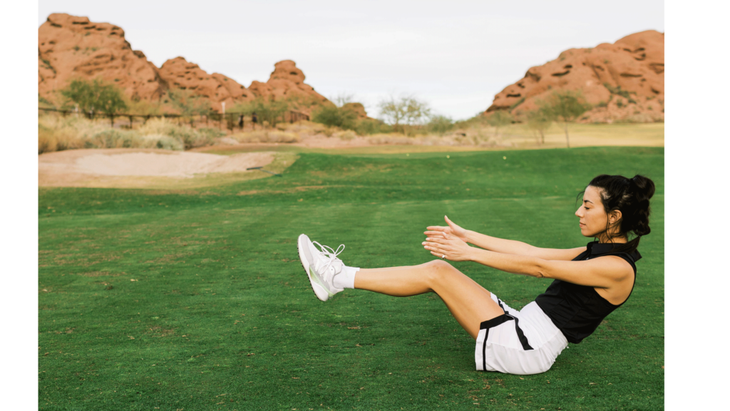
[
  {"left": 538, "top": 90, "right": 592, "bottom": 148},
  {"left": 525, "top": 109, "right": 552, "bottom": 145},
  {"left": 378, "top": 94, "right": 431, "bottom": 135},
  {"left": 312, "top": 104, "right": 358, "bottom": 130},
  {"left": 232, "top": 97, "right": 289, "bottom": 128},
  {"left": 485, "top": 110, "right": 513, "bottom": 137},
  {"left": 166, "top": 89, "right": 212, "bottom": 126},
  {"left": 61, "top": 78, "right": 127, "bottom": 125}
]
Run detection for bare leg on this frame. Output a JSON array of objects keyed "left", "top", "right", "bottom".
[{"left": 354, "top": 260, "right": 504, "bottom": 339}]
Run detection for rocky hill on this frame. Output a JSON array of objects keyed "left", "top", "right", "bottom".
[
  {"left": 486, "top": 30, "right": 664, "bottom": 123},
  {"left": 38, "top": 13, "right": 332, "bottom": 115},
  {"left": 38, "top": 13, "right": 168, "bottom": 102},
  {"left": 249, "top": 60, "right": 331, "bottom": 112},
  {"left": 157, "top": 57, "right": 253, "bottom": 112}
]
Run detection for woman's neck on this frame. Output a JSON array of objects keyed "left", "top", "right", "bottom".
[{"left": 597, "top": 233, "right": 628, "bottom": 244}]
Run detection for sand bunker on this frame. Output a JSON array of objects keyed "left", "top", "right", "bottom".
[{"left": 39, "top": 148, "right": 276, "bottom": 187}]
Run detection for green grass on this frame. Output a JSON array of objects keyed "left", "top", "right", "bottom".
[{"left": 39, "top": 147, "right": 664, "bottom": 410}]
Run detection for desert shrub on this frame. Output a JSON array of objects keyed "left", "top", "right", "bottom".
[
  {"left": 140, "top": 134, "right": 184, "bottom": 151},
  {"left": 137, "top": 118, "right": 213, "bottom": 149},
  {"left": 38, "top": 124, "right": 57, "bottom": 154},
  {"left": 277, "top": 120, "right": 328, "bottom": 137},
  {"left": 355, "top": 118, "right": 391, "bottom": 135},
  {"left": 40, "top": 113, "right": 108, "bottom": 139},
  {"left": 85, "top": 129, "right": 144, "bottom": 149},
  {"left": 231, "top": 130, "right": 300, "bottom": 144},
  {"left": 426, "top": 115, "right": 455, "bottom": 135},
  {"left": 321, "top": 126, "right": 337, "bottom": 137},
  {"left": 179, "top": 130, "right": 213, "bottom": 149},
  {"left": 335, "top": 130, "right": 357, "bottom": 141},
  {"left": 365, "top": 133, "right": 413, "bottom": 145},
  {"left": 197, "top": 127, "right": 226, "bottom": 139},
  {"left": 38, "top": 114, "right": 104, "bottom": 153},
  {"left": 137, "top": 118, "right": 175, "bottom": 135}
]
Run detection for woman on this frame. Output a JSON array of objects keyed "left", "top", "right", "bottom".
[{"left": 297, "top": 174, "right": 655, "bottom": 375}]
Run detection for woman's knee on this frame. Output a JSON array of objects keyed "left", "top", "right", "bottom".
[{"left": 423, "top": 259, "right": 460, "bottom": 286}]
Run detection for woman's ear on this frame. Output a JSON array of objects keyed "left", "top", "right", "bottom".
[{"left": 608, "top": 210, "right": 623, "bottom": 224}]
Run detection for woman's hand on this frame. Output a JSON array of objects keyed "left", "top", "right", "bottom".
[
  {"left": 424, "top": 216, "right": 469, "bottom": 243},
  {"left": 423, "top": 231, "right": 474, "bottom": 262}
]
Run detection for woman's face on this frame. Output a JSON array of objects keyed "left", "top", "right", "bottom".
[{"left": 575, "top": 185, "right": 613, "bottom": 240}]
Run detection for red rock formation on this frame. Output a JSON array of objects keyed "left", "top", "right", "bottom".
[
  {"left": 38, "top": 13, "right": 167, "bottom": 103},
  {"left": 157, "top": 57, "right": 253, "bottom": 112},
  {"left": 486, "top": 30, "right": 664, "bottom": 123},
  {"left": 38, "top": 14, "right": 333, "bottom": 115},
  {"left": 249, "top": 60, "right": 332, "bottom": 115}
]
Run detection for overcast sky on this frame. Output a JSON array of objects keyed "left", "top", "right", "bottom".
[{"left": 38, "top": 0, "right": 663, "bottom": 120}]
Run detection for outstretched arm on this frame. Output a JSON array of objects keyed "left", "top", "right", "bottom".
[
  {"left": 426, "top": 216, "right": 584, "bottom": 261},
  {"left": 423, "top": 233, "right": 632, "bottom": 289}
]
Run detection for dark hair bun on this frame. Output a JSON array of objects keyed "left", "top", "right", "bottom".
[{"left": 631, "top": 175, "right": 655, "bottom": 201}]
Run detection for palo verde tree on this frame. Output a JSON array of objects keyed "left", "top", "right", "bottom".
[
  {"left": 166, "top": 89, "right": 212, "bottom": 126},
  {"left": 312, "top": 103, "right": 358, "bottom": 130},
  {"left": 377, "top": 94, "right": 431, "bottom": 135},
  {"left": 537, "top": 90, "right": 592, "bottom": 148},
  {"left": 61, "top": 78, "right": 127, "bottom": 126},
  {"left": 525, "top": 109, "right": 553, "bottom": 145},
  {"left": 485, "top": 110, "right": 513, "bottom": 138}
]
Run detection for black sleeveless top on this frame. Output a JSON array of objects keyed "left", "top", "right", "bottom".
[{"left": 534, "top": 241, "right": 641, "bottom": 344}]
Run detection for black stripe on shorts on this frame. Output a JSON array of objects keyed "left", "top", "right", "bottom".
[{"left": 479, "top": 299, "right": 534, "bottom": 370}]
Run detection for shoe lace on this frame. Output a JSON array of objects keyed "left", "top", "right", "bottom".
[{"left": 312, "top": 241, "right": 345, "bottom": 275}]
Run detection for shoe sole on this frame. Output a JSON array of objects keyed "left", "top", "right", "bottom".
[{"left": 297, "top": 234, "right": 329, "bottom": 302}]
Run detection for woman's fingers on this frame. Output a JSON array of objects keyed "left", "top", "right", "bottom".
[
  {"left": 423, "top": 238, "right": 444, "bottom": 245},
  {"left": 422, "top": 241, "right": 441, "bottom": 251}
]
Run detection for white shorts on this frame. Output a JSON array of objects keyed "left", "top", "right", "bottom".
[{"left": 475, "top": 293, "right": 568, "bottom": 375}]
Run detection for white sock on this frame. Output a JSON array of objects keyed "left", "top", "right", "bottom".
[{"left": 333, "top": 266, "right": 359, "bottom": 289}]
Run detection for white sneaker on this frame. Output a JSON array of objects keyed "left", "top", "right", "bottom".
[{"left": 297, "top": 234, "right": 345, "bottom": 302}]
